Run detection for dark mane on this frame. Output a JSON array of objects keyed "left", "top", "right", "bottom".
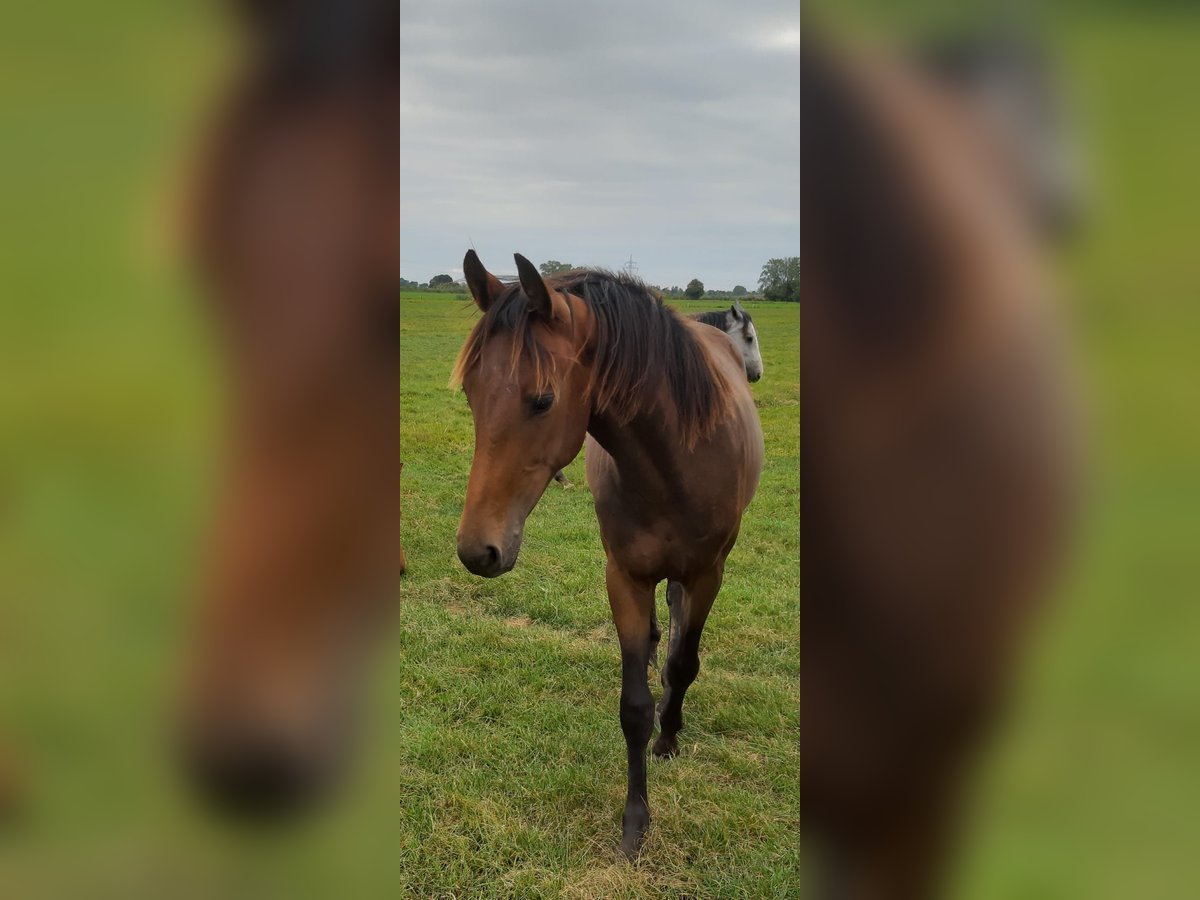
[
  {"left": 691, "top": 309, "right": 731, "bottom": 330},
  {"left": 452, "top": 269, "right": 735, "bottom": 447}
]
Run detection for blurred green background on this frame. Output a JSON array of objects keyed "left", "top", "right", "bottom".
[
  {"left": 823, "top": 2, "right": 1200, "bottom": 895},
  {"left": 1, "top": 1, "right": 1198, "bottom": 897},
  {"left": 0, "top": 2, "right": 229, "bottom": 894},
  {"left": 953, "top": 10, "right": 1200, "bottom": 898}
]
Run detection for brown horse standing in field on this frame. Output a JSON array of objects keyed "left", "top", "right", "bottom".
[
  {"left": 177, "top": 0, "right": 402, "bottom": 815},
  {"left": 453, "top": 252, "right": 763, "bottom": 857},
  {"left": 801, "top": 35, "right": 1078, "bottom": 898}
]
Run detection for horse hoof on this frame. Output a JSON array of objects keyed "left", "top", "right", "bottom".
[
  {"left": 620, "top": 806, "right": 650, "bottom": 859},
  {"left": 652, "top": 734, "right": 678, "bottom": 758},
  {"left": 619, "top": 832, "right": 646, "bottom": 860}
]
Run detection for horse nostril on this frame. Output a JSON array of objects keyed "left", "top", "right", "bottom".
[{"left": 484, "top": 544, "right": 500, "bottom": 567}]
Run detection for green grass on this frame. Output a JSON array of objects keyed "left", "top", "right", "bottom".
[{"left": 398, "top": 292, "right": 801, "bottom": 896}]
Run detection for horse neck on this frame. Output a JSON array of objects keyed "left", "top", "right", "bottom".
[
  {"left": 573, "top": 292, "right": 718, "bottom": 495},
  {"left": 587, "top": 400, "right": 686, "bottom": 500}
]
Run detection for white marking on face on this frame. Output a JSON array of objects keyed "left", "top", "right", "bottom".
[{"left": 741, "top": 322, "right": 764, "bottom": 383}]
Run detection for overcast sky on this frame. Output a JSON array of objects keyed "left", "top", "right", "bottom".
[{"left": 400, "top": 0, "right": 799, "bottom": 290}]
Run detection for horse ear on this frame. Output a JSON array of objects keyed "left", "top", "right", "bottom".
[
  {"left": 730, "top": 301, "right": 744, "bottom": 322},
  {"left": 514, "top": 253, "right": 569, "bottom": 322},
  {"left": 463, "top": 249, "right": 504, "bottom": 311}
]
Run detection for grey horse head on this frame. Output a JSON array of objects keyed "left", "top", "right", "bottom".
[{"left": 690, "top": 300, "right": 763, "bottom": 383}]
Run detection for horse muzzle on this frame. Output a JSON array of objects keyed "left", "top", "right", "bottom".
[
  {"left": 456, "top": 533, "right": 519, "bottom": 578},
  {"left": 179, "top": 708, "right": 349, "bottom": 821}
]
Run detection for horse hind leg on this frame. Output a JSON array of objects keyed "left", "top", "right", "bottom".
[
  {"left": 653, "top": 568, "right": 721, "bottom": 759},
  {"left": 654, "top": 581, "right": 683, "bottom": 705},
  {"left": 648, "top": 600, "right": 662, "bottom": 669}
]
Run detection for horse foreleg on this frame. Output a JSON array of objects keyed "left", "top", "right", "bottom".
[
  {"left": 653, "top": 566, "right": 721, "bottom": 759},
  {"left": 605, "top": 560, "right": 657, "bottom": 859}
]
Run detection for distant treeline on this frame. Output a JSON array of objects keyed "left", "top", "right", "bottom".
[
  {"left": 401, "top": 280, "right": 466, "bottom": 293},
  {"left": 402, "top": 256, "right": 798, "bottom": 302},
  {"left": 661, "top": 288, "right": 764, "bottom": 300},
  {"left": 399, "top": 281, "right": 765, "bottom": 300}
]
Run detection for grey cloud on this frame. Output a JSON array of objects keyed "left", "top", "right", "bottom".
[{"left": 401, "top": 0, "right": 799, "bottom": 289}]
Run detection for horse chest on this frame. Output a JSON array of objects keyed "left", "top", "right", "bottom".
[{"left": 594, "top": 487, "right": 737, "bottom": 581}]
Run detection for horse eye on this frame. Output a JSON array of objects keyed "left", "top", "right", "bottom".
[
  {"left": 529, "top": 393, "right": 554, "bottom": 415},
  {"left": 745, "top": 335, "right": 754, "bottom": 344}
]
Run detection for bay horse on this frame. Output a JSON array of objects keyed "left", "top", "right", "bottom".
[
  {"left": 177, "top": 0, "right": 402, "bottom": 816},
  {"left": 452, "top": 251, "right": 764, "bottom": 857},
  {"left": 802, "top": 33, "right": 1078, "bottom": 898},
  {"left": 552, "top": 298, "right": 763, "bottom": 485}
]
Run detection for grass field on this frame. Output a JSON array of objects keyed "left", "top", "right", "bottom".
[{"left": 397, "top": 292, "right": 800, "bottom": 896}]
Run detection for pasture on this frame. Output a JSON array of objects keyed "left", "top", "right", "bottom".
[{"left": 397, "top": 291, "right": 801, "bottom": 896}]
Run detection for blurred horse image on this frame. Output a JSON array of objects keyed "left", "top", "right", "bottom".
[
  {"left": 801, "top": 30, "right": 1080, "bottom": 898},
  {"left": 177, "top": 0, "right": 401, "bottom": 816}
]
